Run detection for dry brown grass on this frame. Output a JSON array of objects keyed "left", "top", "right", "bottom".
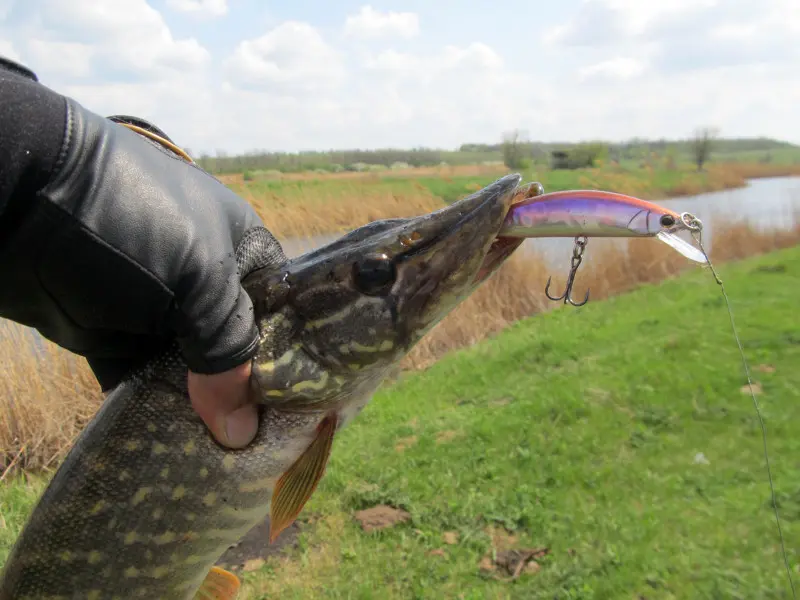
[
  {"left": 241, "top": 183, "right": 446, "bottom": 241},
  {"left": 2, "top": 205, "right": 799, "bottom": 476},
  {"left": 0, "top": 324, "right": 101, "bottom": 476},
  {"left": 216, "top": 163, "right": 507, "bottom": 186},
  {"left": 718, "top": 162, "right": 800, "bottom": 180}
]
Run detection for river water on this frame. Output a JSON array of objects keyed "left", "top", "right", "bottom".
[{"left": 278, "top": 176, "right": 800, "bottom": 269}]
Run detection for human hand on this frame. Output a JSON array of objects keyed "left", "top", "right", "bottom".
[{"left": 0, "top": 63, "right": 287, "bottom": 448}]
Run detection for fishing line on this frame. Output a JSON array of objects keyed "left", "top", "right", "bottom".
[{"left": 681, "top": 212, "right": 796, "bottom": 598}]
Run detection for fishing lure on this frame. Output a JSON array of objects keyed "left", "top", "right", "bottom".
[{"left": 497, "top": 183, "right": 707, "bottom": 306}]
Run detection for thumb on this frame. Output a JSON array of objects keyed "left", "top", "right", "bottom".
[{"left": 187, "top": 361, "right": 259, "bottom": 449}]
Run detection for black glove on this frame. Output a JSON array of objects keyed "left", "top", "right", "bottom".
[{"left": 0, "top": 58, "right": 287, "bottom": 391}]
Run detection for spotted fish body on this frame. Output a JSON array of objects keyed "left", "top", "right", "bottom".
[
  {"left": 0, "top": 174, "right": 524, "bottom": 599},
  {"left": 0, "top": 347, "right": 324, "bottom": 599}
]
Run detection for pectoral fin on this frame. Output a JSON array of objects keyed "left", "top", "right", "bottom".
[
  {"left": 269, "top": 412, "right": 338, "bottom": 543},
  {"left": 194, "top": 566, "right": 240, "bottom": 599}
]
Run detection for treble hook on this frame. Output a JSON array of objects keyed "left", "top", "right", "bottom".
[{"left": 545, "top": 236, "right": 590, "bottom": 307}]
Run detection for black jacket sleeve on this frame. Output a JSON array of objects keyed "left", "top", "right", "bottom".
[
  {"left": 0, "top": 57, "right": 287, "bottom": 390},
  {"left": 0, "top": 58, "right": 65, "bottom": 220}
]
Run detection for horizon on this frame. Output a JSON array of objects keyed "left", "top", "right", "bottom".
[
  {"left": 2, "top": 0, "right": 798, "bottom": 155},
  {"left": 198, "top": 134, "right": 798, "bottom": 158}
]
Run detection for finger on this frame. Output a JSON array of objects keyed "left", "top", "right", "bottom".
[{"left": 187, "top": 361, "right": 259, "bottom": 449}]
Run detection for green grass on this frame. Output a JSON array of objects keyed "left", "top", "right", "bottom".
[
  {"left": 227, "top": 176, "right": 441, "bottom": 205},
  {"left": 407, "top": 165, "right": 738, "bottom": 204},
  {"left": 392, "top": 175, "right": 502, "bottom": 202},
  {"left": 2, "top": 247, "right": 799, "bottom": 598},
  {"left": 0, "top": 474, "right": 47, "bottom": 565},
  {"left": 714, "top": 148, "right": 800, "bottom": 165},
  {"left": 251, "top": 246, "right": 800, "bottom": 598}
]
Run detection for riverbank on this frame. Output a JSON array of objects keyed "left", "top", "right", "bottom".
[
  {"left": 225, "top": 161, "right": 800, "bottom": 240},
  {"left": 3, "top": 245, "right": 798, "bottom": 597}
]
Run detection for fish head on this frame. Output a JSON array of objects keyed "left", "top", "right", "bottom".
[{"left": 242, "top": 174, "right": 523, "bottom": 412}]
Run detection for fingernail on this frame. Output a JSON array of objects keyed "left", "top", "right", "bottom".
[{"left": 224, "top": 404, "right": 258, "bottom": 448}]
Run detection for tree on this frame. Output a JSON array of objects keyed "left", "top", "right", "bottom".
[
  {"left": 501, "top": 129, "right": 530, "bottom": 170},
  {"left": 691, "top": 126, "right": 719, "bottom": 171}
]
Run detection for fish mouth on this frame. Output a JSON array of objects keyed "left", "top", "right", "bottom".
[
  {"left": 475, "top": 235, "right": 526, "bottom": 283},
  {"left": 385, "top": 173, "right": 527, "bottom": 290},
  {"left": 470, "top": 181, "right": 532, "bottom": 284},
  {"left": 400, "top": 173, "right": 522, "bottom": 257},
  {"left": 394, "top": 173, "right": 526, "bottom": 287}
]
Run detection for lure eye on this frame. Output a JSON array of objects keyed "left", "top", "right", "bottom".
[
  {"left": 353, "top": 253, "right": 397, "bottom": 296},
  {"left": 660, "top": 214, "right": 676, "bottom": 228}
]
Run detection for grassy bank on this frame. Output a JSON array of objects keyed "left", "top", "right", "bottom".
[
  {"left": 226, "top": 162, "right": 800, "bottom": 240},
  {"left": 241, "top": 245, "right": 799, "bottom": 599},
  {"left": 3, "top": 245, "right": 799, "bottom": 598}
]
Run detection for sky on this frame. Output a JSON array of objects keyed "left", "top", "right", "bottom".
[{"left": 1, "top": 0, "right": 798, "bottom": 155}]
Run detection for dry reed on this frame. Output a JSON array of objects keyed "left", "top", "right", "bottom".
[
  {"left": 2, "top": 197, "right": 799, "bottom": 476},
  {"left": 244, "top": 184, "right": 446, "bottom": 242},
  {"left": 216, "top": 164, "right": 507, "bottom": 186},
  {"left": 718, "top": 163, "right": 800, "bottom": 180},
  {"left": 1, "top": 324, "right": 101, "bottom": 475}
]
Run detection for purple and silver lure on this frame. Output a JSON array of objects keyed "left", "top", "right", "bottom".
[{"left": 498, "top": 187, "right": 707, "bottom": 263}]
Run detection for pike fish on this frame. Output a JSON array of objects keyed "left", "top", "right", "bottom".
[
  {"left": 0, "top": 175, "right": 704, "bottom": 599},
  {"left": 0, "top": 174, "right": 527, "bottom": 600}
]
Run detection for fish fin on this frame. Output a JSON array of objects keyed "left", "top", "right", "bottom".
[
  {"left": 269, "top": 412, "right": 337, "bottom": 543},
  {"left": 193, "top": 566, "right": 240, "bottom": 600}
]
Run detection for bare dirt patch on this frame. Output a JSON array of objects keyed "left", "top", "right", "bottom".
[
  {"left": 394, "top": 435, "right": 418, "bottom": 452},
  {"left": 479, "top": 547, "right": 550, "bottom": 581},
  {"left": 435, "top": 430, "right": 460, "bottom": 444},
  {"left": 443, "top": 531, "right": 459, "bottom": 545},
  {"left": 354, "top": 505, "right": 411, "bottom": 532},
  {"left": 479, "top": 525, "right": 549, "bottom": 581},
  {"left": 740, "top": 382, "right": 762, "bottom": 395}
]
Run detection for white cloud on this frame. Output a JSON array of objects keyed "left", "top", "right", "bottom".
[
  {"left": 544, "top": 0, "right": 720, "bottom": 47},
  {"left": 349, "top": 43, "right": 541, "bottom": 149},
  {"left": 0, "top": 40, "right": 20, "bottom": 62},
  {"left": 344, "top": 5, "right": 420, "bottom": 39},
  {"left": 578, "top": 57, "right": 646, "bottom": 81},
  {"left": 365, "top": 43, "right": 504, "bottom": 77},
  {"left": 166, "top": 0, "right": 228, "bottom": 18},
  {"left": 545, "top": 0, "right": 799, "bottom": 73},
  {"left": 24, "top": 41, "right": 95, "bottom": 79},
  {"left": 7, "top": 0, "right": 209, "bottom": 81},
  {"left": 62, "top": 73, "right": 220, "bottom": 149},
  {"left": 225, "top": 21, "right": 346, "bottom": 94}
]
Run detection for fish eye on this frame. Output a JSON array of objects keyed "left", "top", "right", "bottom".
[
  {"left": 353, "top": 253, "right": 396, "bottom": 296},
  {"left": 660, "top": 214, "right": 676, "bottom": 227}
]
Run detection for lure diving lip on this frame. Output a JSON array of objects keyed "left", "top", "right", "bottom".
[{"left": 498, "top": 187, "right": 708, "bottom": 264}]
